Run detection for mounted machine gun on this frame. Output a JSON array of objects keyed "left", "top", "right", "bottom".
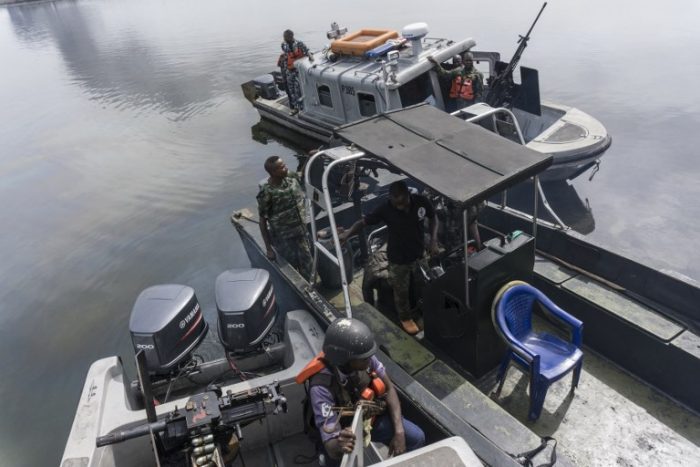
[{"left": 484, "top": 2, "right": 547, "bottom": 109}]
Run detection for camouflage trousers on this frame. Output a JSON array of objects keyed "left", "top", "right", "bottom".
[
  {"left": 286, "top": 69, "right": 303, "bottom": 110},
  {"left": 387, "top": 261, "right": 416, "bottom": 321},
  {"left": 274, "top": 234, "right": 313, "bottom": 280}
]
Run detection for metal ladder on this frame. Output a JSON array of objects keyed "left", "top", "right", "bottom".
[{"left": 303, "top": 146, "right": 366, "bottom": 318}]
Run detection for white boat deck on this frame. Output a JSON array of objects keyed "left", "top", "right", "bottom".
[{"left": 478, "top": 337, "right": 700, "bottom": 466}]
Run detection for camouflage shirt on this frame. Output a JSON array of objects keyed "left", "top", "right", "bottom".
[
  {"left": 257, "top": 172, "right": 307, "bottom": 239},
  {"left": 280, "top": 40, "right": 309, "bottom": 57},
  {"left": 435, "top": 64, "right": 484, "bottom": 98}
]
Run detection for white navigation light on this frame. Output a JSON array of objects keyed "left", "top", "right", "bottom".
[
  {"left": 387, "top": 50, "right": 400, "bottom": 66},
  {"left": 402, "top": 23, "right": 429, "bottom": 56},
  {"left": 327, "top": 22, "right": 348, "bottom": 40}
]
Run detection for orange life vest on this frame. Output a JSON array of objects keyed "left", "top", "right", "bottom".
[
  {"left": 286, "top": 47, "right": 305, "bottom": 70},
  {"left": 449, "top": 75, "right": 474, "bottom": 100},
  {"left": 296, "top": 351, "right": 387, "bottom": 400}
]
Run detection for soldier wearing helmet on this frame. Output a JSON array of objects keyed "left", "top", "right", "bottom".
[{"left": 297, "top": 318, "right": 425, "bottom": 464}]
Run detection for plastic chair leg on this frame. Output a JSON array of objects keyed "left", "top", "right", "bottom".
[
  {"left": 528, "top": 380, "right": 548, "bottom": 421},
  {"left": 492, "top": 354, "right": 512, "bottom": 398},
  {"left": 572, "top": 359, "right": 583, "bottom": 389}
]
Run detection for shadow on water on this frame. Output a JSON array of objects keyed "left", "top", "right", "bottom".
[
  {"left": 501, "top": 179, "right": 596, "bottom": 235},
  {"left": 251, "top": 120, "right": 323, "bottom": 154}
]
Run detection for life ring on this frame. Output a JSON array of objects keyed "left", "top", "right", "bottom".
[{"left": 331, "top": 29, "right": 399, "bottom": 56}]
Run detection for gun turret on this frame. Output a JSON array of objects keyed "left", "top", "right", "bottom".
[
  {"left": 485, "top": 2, "right": 547, "bottom": 108},
  {"left": 96, "top": 382, "right": 287, "bottom": 466}
]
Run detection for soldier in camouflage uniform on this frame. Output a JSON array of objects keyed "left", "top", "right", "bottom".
[
  {"left": 257, "top": 155, "right": 313, "bottom": 279},
  {"left": 278, "top": 29, "right": 311, "bottom": 115}
]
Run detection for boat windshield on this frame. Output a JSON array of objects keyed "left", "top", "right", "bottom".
[{"left": 398, "top": 72, "right": 435, "bottom": 107}]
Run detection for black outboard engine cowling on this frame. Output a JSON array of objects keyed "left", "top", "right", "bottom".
[
  {"left": 129, "top": 285, "right": 208, "bottom": 375},
  {"left": 216, "top": 269, "right": 278, "bottom": 354},
  {"left": 252, "top": 73, "right": 279, "bottom": 100}
]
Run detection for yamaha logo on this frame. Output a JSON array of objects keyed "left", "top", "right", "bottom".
[
  {"left": 261, "top": 286, "right": 274, "bottom": 308},
  {"left": 179, "top": 303, "right": 201, "bottom": 329}
]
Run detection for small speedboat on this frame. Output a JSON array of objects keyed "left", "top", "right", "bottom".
[
  {"left": 242, "top": 19, "right": 611, "bottom": 181},
  {"left": 61, "top": 267, "right": 482, "bottom": 466}
]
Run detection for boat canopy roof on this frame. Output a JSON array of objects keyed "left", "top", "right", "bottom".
[{"left": 335, "top": 104, "right": 553, "bottom": 206}]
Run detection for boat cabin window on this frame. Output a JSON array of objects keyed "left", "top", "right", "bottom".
[
  {"left": 398, "top": 72, "right": 434, "bottom": 107},
  {"left": 317, "top": 84, "right": 333, "bottom": 108},
  {"left": 357, "top": 92, "right": 377, "bottom": 117}
]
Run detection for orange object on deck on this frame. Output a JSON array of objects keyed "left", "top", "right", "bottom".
[{"left": 331, "top": 29, "right": 399, "bottom": 56}]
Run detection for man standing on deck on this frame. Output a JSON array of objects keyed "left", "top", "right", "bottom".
[
  {"left": 428, "top": 52, "right": 483, "bottom": 110},
  {"left": 257, "top": 155, "right": 313, "bottom": 279},
  {"left": 278, "top": 29, "right": 311, "bottom": 115},
  {"left": 339, "top": 181, "right": 438, "bottom": 335}
]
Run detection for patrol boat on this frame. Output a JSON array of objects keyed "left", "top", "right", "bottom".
[
  {"left": 242, "top": 17, "right": 612, "bottom": 182},
  {"left": 232, "top": 105, "right": 700, "bottom": 466},
  {"left": 61, "top": 267, "right": 482, "bottom": 466}
]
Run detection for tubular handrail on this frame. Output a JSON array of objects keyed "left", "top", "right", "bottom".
[
  {"left": 453, "top": 106, "right": 527, "bottom": 146},
  {"left": 366, "top": 225, "right": 387, "bottom": 250},
  {"left": 304, "top": 148, "right": 366, "bottom": 318},
  {"left": 452, "top": 105, "right": 569, "bottom": 231}
]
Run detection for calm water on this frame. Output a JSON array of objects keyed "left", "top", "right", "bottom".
[{"left": 1, "top": 0, "right": 700, "bottom": 464}]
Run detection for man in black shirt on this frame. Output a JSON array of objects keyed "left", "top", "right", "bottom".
[{"left": 340, "top": 181, "right": 438, "bottom": 335}]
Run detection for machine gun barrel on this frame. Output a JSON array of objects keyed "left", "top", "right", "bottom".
[
  {"left": 95, "top": 382, "right": 286, "bottom": 448},
  {"left": 485, "top": 2, "right": 547, "bottom": 107},
  {"left": 96, "top": 420, "right": 167, "bottom": 447}
]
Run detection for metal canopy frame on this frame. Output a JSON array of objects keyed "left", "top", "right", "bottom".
[
  {"left": 303, "top": 106, "right": 559, "bottom": 318},
  {"left": 304, "top": 147, "right": 366, "bottom": 318},
  {"left": 452, "top": 104, "right": 568, "bottom": 231}
]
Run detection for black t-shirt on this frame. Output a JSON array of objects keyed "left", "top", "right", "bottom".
[{"left": 364, "top": 194, "right": 435, "bottom": 264}]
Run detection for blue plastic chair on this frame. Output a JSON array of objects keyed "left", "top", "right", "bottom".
[{"left": 493, "top": 284, "right": 583, "bottom": 420}]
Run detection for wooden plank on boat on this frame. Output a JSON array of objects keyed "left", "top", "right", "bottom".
[
  {"left": 534, "top": 255, "right": 577, "bottom": 284},
  {"left": 672, "top": 330, "right": 700, "bottom": 360},
  {"left": 562, "top": 276, "right": 684, "bottom": 341},
  {"left": 351, "top": 302, "right": 435, "bottom": 375},
  {"left": 413, "top": 360, "right": 557, "bottom": 464},
  {"left": 380, "top": 354, "right": 525, "bottom": 467}
]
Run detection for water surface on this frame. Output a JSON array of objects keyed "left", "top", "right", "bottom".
[{"left": 1, "top": 0, "right": 699, "bottom": 464}]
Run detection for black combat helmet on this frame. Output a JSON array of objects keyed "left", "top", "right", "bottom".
[{"left": 323, "top": 318, "right": 377, "bottom": 366}]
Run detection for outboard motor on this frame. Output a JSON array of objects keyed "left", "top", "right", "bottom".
[
  {"left": 215, "top": 268, "right": 279, "bottom": 355},
  {"left": 252, "top": 73, "right": 279, "bottom": 100},
  {"left": 129, "top": 285, "right": 209, "bottom": 376}
]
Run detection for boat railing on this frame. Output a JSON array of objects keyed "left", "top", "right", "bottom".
[
  {"left": 304, "top": 147, "right": 367, "bottom": 318},
  {"left": 367, "top": 225, "right": 388, "bottom": 251},
  {"left": 452, "top": 104, "right": 569, "bottom": 231}
]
